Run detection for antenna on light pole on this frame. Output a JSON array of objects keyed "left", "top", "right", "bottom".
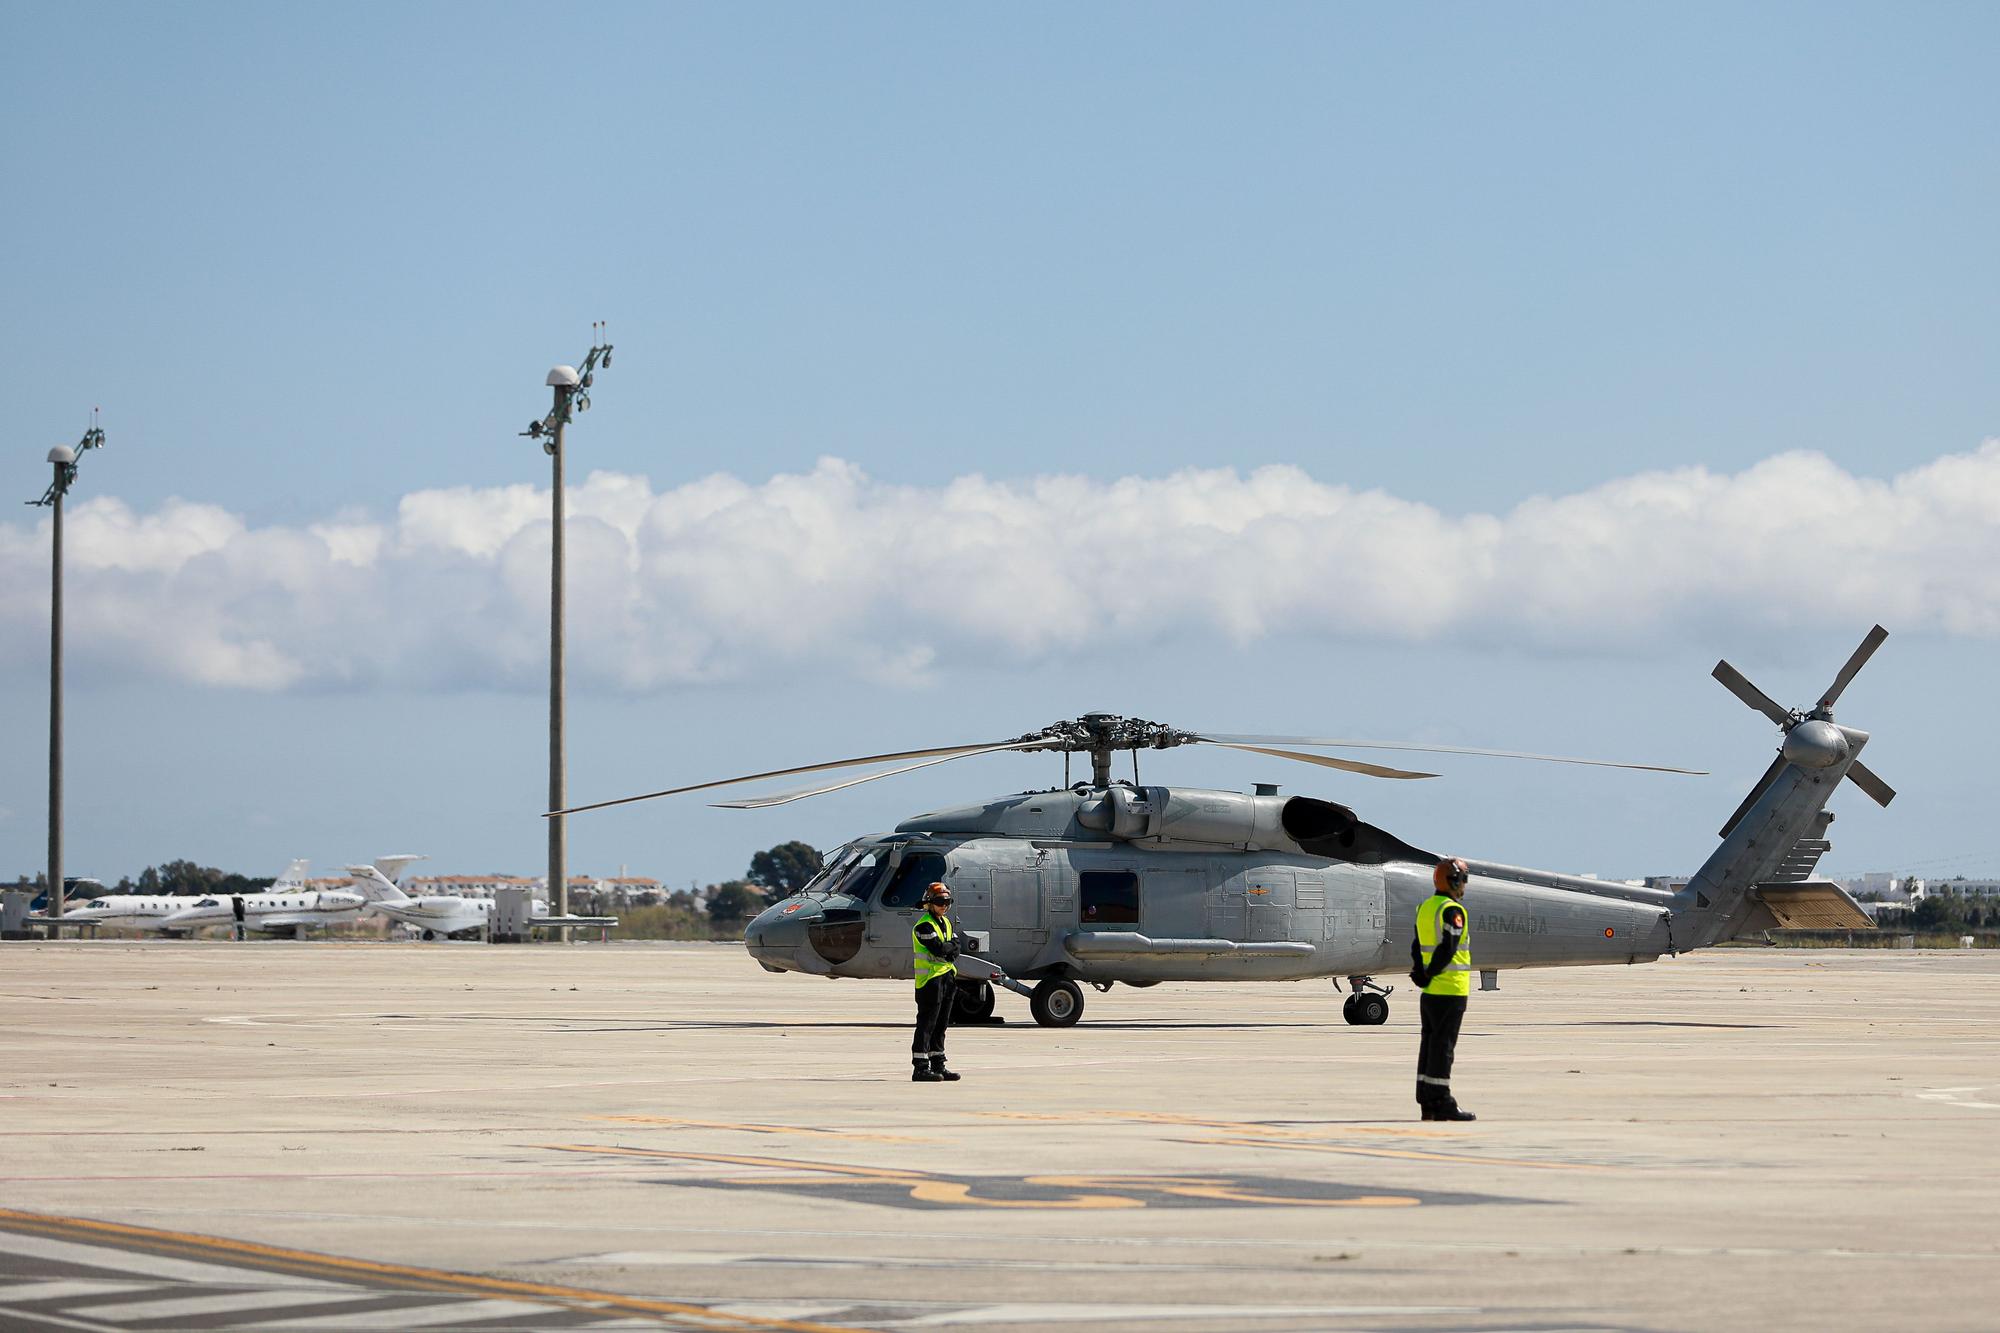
[
  {"left": 27, "top": 412, "right": 106, "bottom": 936},
  {"left": 523, "top": 329, "right": 611, "bottom": 933}
]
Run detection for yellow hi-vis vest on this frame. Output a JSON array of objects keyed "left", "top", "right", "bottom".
[
  {"left": 913, "top": 911, "right": 955, "bottom": 989},
  {"left": 1416, "top": 892, "right": 1473, "bottom": 997}
]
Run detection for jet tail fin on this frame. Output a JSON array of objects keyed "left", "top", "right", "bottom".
[
  {"left": 373, "top": 855, "right": 426, "bottom": 886},
  {"left": 346, "top": 864, "right": 411, "bottom": 905}
]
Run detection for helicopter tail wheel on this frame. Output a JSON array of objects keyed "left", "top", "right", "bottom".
[
  {"left": 953, "top": 980, "right": 996, "bottom": 1022},
  {"left": 1030, "top": 979, "right": 1085, "bottom": 1027},
  {"left": 1355, "top": 993, "right": 1390, "bottom": 1026}
]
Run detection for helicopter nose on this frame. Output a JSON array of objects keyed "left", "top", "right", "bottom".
[{"left": 745, "top": 902, "right": 811, "bottom": 972}]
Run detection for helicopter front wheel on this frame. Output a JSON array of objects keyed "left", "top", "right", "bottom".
[
  {"left": 1030, "top": 979, "right": 1085, "bottom": 1028},
  {"left": 1342, "top": 992, "right": 1389, "bottom": 1026}
]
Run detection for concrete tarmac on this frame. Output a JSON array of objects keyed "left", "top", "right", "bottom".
[{"left": 1, "top": 941, "right": 1996, "bottom": 1332}]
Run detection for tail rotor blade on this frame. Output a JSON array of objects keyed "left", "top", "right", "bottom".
[
  {"left": 1819, "top": 624, "right": 1889, "bottom": 710},
  {"left": 1845, "top": 758, "right": 1896, "bottom": 808},
  {"left": 1719, "top": 754, "right": 1789, "bottom": 839},
  {"left": 1712, "top": 661, "right": 1791, "bottom": 726}
]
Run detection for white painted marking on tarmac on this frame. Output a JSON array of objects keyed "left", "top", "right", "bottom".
[
  {"left": 869, "top": 1303, "right": 1475, "bottom": 1325},
  {"left": 71, "top": 1288, "right": 372, "bottom": 1322},
  {"left": 707, "top": 1302, "right": 876, "bottom": 1320},
  {"left": 0, "top": 1304, "right": 125, "bottom": 1332},
  {"left": 0, "top": 1282, "right": 151, "bottom": 1303},
  {"left": 258, "top": 1297, "right": 571, "bottom": 1327},
  {"left": 0, "top": 1233, "right": 342, "bottom": 1289},
  {"left": 1912, "top": 1085, "right": 2000, "bottom": 1110}
]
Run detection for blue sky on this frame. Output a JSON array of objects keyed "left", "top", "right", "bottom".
[{"left": 4, "top": 3, "right": 1996, "bottom": 889}]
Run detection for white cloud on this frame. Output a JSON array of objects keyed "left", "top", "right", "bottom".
[{"left": 3, "top": 444, "right": 1998, "bottom": 693}]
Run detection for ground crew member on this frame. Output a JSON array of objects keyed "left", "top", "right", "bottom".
[
  {"left": 1409, "top": 857, "right": 1476, "bottom": 1121},
  {"left": 911, "top": 882, "right": 962, "bottom": 1082}
]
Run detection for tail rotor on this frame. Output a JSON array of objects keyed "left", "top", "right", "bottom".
[{"left": 1711, "top": 625, "right": 1895, "bottom": 837}]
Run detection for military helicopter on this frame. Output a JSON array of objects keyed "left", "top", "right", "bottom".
[{"left": 555, "top": 628, "right": 1892, "bottom": 1028}]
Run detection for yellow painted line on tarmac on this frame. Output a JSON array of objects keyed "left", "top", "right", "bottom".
[
  {"left": 0, "top": 1208, "right": 864, "bottom": 1332},
  {"left": 1182, "top": 1136, "right": 1610, "bottom": 1172},
  {"left": 589, "top": 1116, "right": 933, "bottom": 1143}
]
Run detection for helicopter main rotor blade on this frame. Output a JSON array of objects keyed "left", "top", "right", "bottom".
[
  {"left": 1845, "top": 758, "right": 1896, "bottom": 808},
  {"left": 713, "top": 741, "right": 1045, "bottom": 809},
  {"left": 1199, "top": 734, "right": 1706, "bottom": 776},
  {"left": 1711, "top": 661, "right": 1792, "bottom": 728},
  {"left": 1197, "top": 740, "right": 1437, "bottom": 780},
  {"left": 1818, "top": 624, "right": 1888, "bottom": 711},
  {"left": 546, "top": 739, "right": 1020, "bottom": 817}
]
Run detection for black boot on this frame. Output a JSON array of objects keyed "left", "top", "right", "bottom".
[
  {"left": 930, "top": 1056, "right": 962, "bottom": 1082},
  {"left": 1433, "top": 1103, "right": 1476, "bottom": 1121},
  {"left": 912, "top": 1059, "right": 943, "bottom": 1082}
]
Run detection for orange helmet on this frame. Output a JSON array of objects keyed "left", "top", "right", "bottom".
[
  {"left": 1433, "top": 858, "right": 1469, "bottom": 894},
  {"left": 922, "top": 882, "right": 954, "bottom": 907}
]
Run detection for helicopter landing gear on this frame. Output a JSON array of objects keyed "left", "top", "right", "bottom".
[
  {"left": 1341, "top": 976, "right": 1391, "bottom": 1026},
  {"left": 1030, "top": 978, "right": 1085, "bottom": 1027},
  {"left": 953, "top": 980, "right": 997, "bottom": 1023}
]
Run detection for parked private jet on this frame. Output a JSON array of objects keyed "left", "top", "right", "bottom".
[
  {"left": 37, "top": 887, "right": 196, "bottom": 932},
  {"left": 347, "top": 863, "right": 618, "bottom": 939},
  {"left": 155, "top": 857, "right": 389, "bottom": 937}
]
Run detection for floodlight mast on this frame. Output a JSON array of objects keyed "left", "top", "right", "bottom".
[
  {"left": 27, "top": 417, "right": 106, "bottom": 936},
  {"left": 523, "top": 328, "right": 611, "bottom": 927}
]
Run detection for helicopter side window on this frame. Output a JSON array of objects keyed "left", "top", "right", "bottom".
[
  {"left": 880, "top": 852, "right": 948, "bottom": 910},
  {"left": 1079, "top": 871, "right": 1140, "bottom": 925}
]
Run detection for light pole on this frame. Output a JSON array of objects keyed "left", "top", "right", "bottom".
[
  {"left": 28, "top": 417, "right": 106, "bottom": 937},
  {"left": 524, "top": 329, "right": 611, "bottom": 925}
]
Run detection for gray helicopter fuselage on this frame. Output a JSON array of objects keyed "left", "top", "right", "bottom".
[{"left": 745, "top": 784, "right": 1680, "bottom": 986}]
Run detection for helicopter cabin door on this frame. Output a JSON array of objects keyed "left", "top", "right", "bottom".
[{"left": 990, "top": 868, "right": 1047, "bottom": 953}]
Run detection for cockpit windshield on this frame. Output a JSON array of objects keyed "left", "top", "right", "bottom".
[
  {"left": 802, "top": 844, "right": 894, "bottom": 902},
  {"left": 193, "top": 898, "right": 221, "bottom": 908}
]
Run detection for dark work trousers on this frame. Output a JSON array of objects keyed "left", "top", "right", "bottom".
[
  {"left": 1416, "top": 993, "right": 1468, "bottom": 1108},
  {"left": 912, "top": 977, "right": 953, "bottom": 1064}
]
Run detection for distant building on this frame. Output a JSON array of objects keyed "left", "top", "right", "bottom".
[
  {"left": 1928, "top": 877, "right": 2000, "bottom": 900},
  {"left": 401, "top": 873, "right": 664, "bottom": 904}
]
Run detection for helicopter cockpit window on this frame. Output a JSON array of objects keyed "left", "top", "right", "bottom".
[
  {"left": 802, "top": 847, "right": 861, "bottom": 897},
  {"left": 879, "top": 851, "right": 948, "bottom": 910},
  {"left": 824, "top": 848, "right": 893, "bottom": 903},
  {"left": 1079, "top": 871, "right": 1140, "bottom": 925}
]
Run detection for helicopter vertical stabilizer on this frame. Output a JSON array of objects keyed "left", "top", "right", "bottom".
[{"left": 1673, "top": 627, "right": 1893, "bottom": 949}]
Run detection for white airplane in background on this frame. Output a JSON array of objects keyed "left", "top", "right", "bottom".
[
  {"left": 348, "top": 862, "right": 618, "bottom": 939},
  {"left": 43, "top": 890, "right": 198, "bottom": 932},
  {"left": 156, "top": 857, "right": 388, "bottom": 937}
]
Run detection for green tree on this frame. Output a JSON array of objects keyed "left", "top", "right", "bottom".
[
  {"left": 747, "top": 841, "right": 824, "bottom": 906},
  {"left": 706, "top": 880, "right": 759, "bottom": 927}
]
